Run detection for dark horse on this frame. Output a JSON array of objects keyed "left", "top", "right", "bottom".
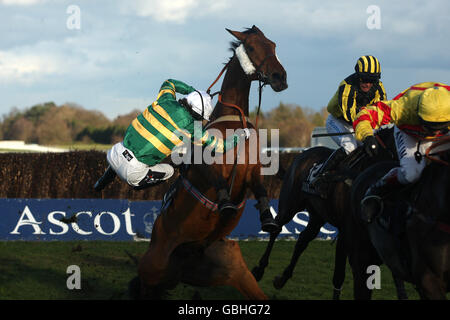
[
  {"left": 251, "top": 127, "right": 409, "bottom": 299},
  {"left": 130, "top": 26, "right": 287, "bottom": 299},
  {"left": 351, "top": 138, "right": 450, "bottom": 299}
]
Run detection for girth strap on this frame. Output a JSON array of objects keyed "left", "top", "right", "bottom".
[
  {"left": 181, "top": 177, "right": 246, "bottom": 212},
  {"left": 205, "top": 115, "right": 252, "bottom": 130}
]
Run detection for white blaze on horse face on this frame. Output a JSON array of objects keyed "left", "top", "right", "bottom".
[{"left": 235, "top": 44, "right": 256, "bottom": 75}]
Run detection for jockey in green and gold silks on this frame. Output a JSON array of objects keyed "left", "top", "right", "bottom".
[
  {"left": 95, "top": 79, "right": 247, "bottom": 193},
  {"left": 123, "top": 79, "right": 235, "bottom": 167}
]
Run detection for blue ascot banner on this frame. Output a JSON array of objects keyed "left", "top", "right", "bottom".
[{"left": 0, "top": 199, "right": 337, "bottom": 241}]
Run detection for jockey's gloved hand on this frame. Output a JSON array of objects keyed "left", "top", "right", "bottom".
[{"left": 363, "top": 135, "right": 379, "bottom": 157}]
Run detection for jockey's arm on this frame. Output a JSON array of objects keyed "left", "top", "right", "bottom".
[
  {"left": 192, "top": 129, "right": 247, "bottom": 154},
  {"left": 353, "top": 101, "right": 393, "bottom": 141},
  {"left": 156, "top": 79, "right": 196, "bottom": 102}
]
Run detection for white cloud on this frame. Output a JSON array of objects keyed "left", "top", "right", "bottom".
[
  {"left": 0, "top": 0, "right": 47, "bottom": 5},
  {"left": 123, "top": 0, "right": 229, "bottom": 23},
  {"left": 0, "top": 50, "right": 64, "bottom": 83}
]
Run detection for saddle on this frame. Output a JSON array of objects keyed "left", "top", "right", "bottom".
[{"left": 302, "top": 162, "right": 353, "bottom": 199}]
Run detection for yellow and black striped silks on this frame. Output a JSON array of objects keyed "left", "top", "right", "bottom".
[
  {"left": 355, "top": 55, "right": 381, "bottom": 76},
  {"left": 327, "top": 74, "right": 386, "bottom": 124}
]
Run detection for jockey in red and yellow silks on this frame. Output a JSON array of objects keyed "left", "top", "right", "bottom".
[{"left": 353, "top": 82, "right": 450, "bottom": 223}]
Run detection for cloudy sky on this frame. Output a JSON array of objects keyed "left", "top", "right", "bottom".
[{"left": 0, "top": 0, "right": 449, "bottom": 120}]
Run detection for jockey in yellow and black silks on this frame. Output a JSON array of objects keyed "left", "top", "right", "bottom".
[
  {"left": 310, "top": 55, "right": 387, "bottom": 196},
  {"left": 353, "top": 82, "right": 450, "bottom": 223}
]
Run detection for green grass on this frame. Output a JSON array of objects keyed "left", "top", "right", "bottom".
[{"left": 0, "top": 240, "right": 421, "bottom": 300}]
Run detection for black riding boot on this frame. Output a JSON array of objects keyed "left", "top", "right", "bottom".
[
  {"left": 360, "top": 168, "right": 402, "bottom": 224},
  {"left": 255, "top": 197, "right": 279, "bottom": 233},
  {"left": 310, "top": 147, "right": 347, "bottom": 194},
  {"left": 94, "top": 165, "right": 117, "bottom": 192}
]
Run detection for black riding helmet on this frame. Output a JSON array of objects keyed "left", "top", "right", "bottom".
[{"left": 355, "top": 55, "right": 381, "bottom": 83}]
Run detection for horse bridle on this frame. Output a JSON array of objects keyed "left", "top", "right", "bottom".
[{"left": 206, "top": 41, "right": 275, "bottom": 129}]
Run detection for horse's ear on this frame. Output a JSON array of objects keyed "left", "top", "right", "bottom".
[
  {"left": 251, "top": 25, "right": 264, "bottom": 35},
  {"left": 226, "top": 28, "right": 246, "bottom": 41},
  {"left": 251, "top": 25, "right": 259, "bottom": 32}
]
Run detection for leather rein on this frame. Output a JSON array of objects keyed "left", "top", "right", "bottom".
[{"left": 206, "top": 52, "right": 273, "bottom": 130}]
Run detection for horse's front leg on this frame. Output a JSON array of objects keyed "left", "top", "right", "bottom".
[
  {"left": 249, "top": 164, "right": 279, "bottom": 233},
  {"left": 190, "top": 162, "right": 235, "bottom": 212}
]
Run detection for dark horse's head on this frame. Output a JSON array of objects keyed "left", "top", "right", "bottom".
[{"left": 226, "top": 25, "right": 288, "bottom": 92}]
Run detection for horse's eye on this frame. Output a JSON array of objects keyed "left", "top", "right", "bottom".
[{"left": 247, "top": 45, "right": 254, "bottom": 52}]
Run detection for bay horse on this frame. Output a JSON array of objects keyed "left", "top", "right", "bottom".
[
  {"left": 130, "top": 26, "right": 287, "bottom": 299},
  {"left": 351, "top": 138, "right": 450, "bottom": 299},
  {"left": 251, "top": 127, "right": 409, "bottom": 299}
]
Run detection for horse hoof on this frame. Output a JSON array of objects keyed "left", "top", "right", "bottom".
[
  {"left": 128, "top": 276, "right": 142, "bottom": 300},
  {"left": 332, "top": 290, "right": 341, "bottom": 300},
  {"left": 273, "top": 275, "right": 287, "bottom": 290},
  {"left": 251, "top": 266, "right": 264, "bottom": 281}
]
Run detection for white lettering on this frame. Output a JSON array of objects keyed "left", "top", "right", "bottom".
[
  {"left": 94, "top": 211, "right": 121, "bottom": 235},
  {"left": 259, "top": 129, "right": 279, "bottom": 176},
  {"left": 71, "top": 211, "right": 92, "bottom": 235},
  {"left": 10, "top": 206, "right": 45, "bottom": 235},
  {"left": 366, "top": 265, "right": 381, "bottom": 289},
  {"left": 66, "top": 265, "right": 81, "bottom": 289},
  {"left": 122, "top": 208, "right": 136, "bottom": 236},
  {"left": 292, "top": 211, "right": 309, "bottom": 234},
  {"left": 66, "top": 5, "right": 81, "bottom": 30},
  {"left": 48, "top": 211, "right": 70, "bottom": 235},
  {"left": 366, "top": 5, "right": 381, "bottom": 30}
]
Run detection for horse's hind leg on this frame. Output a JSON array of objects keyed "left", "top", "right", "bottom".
[
  {"left": 273, "top": 211, "right": 324, "bottom": 290},
  {"left": 392, "top": 273, "right": 408, "bottom": 300},
  {"left": 332, "top": 235, "right": 347, "bottom": 300},
  {"left": 180, "top": 239, "right": 268, "bottom": 300},
  {"left": 251, "top": 231, "right": 279, "bottom": 281}
]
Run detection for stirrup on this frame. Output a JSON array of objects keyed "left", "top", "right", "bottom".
[
  {"left": 133, "top": 179, "right": 166, "bottom": 190},
  {"left": 218, "top": 201, "right": 237, "bottom": 213},
  {"left": 259, "top": 209, "right": 280, "bottom": 233},
  {"left": 216, "top": 188, "right": 237, "bottom": 213},
  {"left": 261, "top": 218, "right": 280, "bottom": 233}
]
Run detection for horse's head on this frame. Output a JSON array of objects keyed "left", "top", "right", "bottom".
[{"left": 226, "top": 25, "right": 288, "bottom": 92}]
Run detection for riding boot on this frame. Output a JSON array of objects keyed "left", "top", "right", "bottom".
[
  {"left": 217, "top": 188, "right": 237, "bottom": 213},
  {"left": 133, "top": 166, "right": 174, "bottom": 190},
  {"left": 94, "top": 165, "right": 117, "bottom": 192},
  {"left": 255, "top": 197, "right": 279, "bottom": 233},
  {"left": 360, "top": 167, "right": 403, "bottom": 224},
  {"left": 310, "top": 147, "right": 347, "bottom": 195}
]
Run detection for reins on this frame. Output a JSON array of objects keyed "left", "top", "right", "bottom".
[
  {"left": 425, "top": 136, "right": 450, "bottom": 167},
  {"left": 206, "top": 57, "right": 268, "bottom": 130},
  {"left": 203, "top": 49, "right": 268, "bottom": 202}
]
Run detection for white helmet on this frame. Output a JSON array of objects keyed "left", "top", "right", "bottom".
[{"left": 186, "top": 90, "right": 214, "bottom": 121}]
